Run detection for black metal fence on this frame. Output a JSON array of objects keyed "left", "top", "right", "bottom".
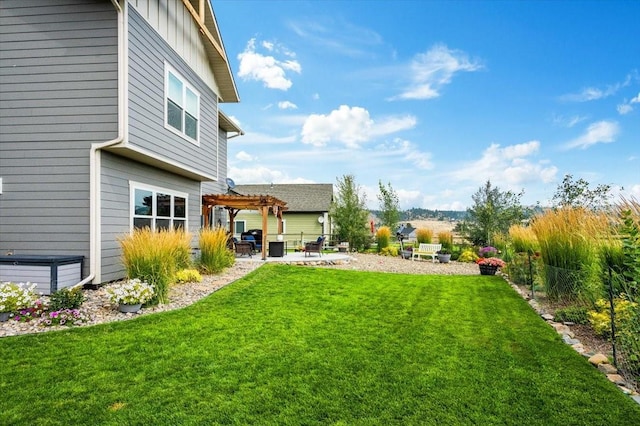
[{"left": 507, "top": 256, "right": 639, "bottom": 392}]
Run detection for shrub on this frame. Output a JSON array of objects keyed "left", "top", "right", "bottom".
[
  {"left": 175, "top": 269, "right": 203, "bottom": 284},
  {"left": 199, "top": 227, "right": 235, "bottom": 274},
  {"left": 554, "top": 305, "right": 589, "bottom": 324},
  {"left": 588, "top": 296, "right": 638, "bottom": 337},
  {"left": 457, "top": 249, "right": 479, "bottom": 263},
  {"left": 48, "top": 287, "right": 85, "bottom": 311},
  {"left": 380, "top": 246, "right": 398, "bottom": 257},
  {"left": 376, "top": 226, "right": 391, "bottom": 252},
  {"left": 416, "top": 228, "right": 433, "bottom": 244},
  {"left": 437, "top": 231, "right": 453, "bottom": 251},
  {"left": 119, "top": 228, "right": 191, "bottom": 305}
]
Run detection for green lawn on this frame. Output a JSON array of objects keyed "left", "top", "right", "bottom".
[{"left": 1, "top": 265, "right": 639, "bottom": 425}]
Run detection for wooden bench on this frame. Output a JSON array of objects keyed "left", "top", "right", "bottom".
[{"left": 411, "top": 243, "right": 442, "bottom": 263}]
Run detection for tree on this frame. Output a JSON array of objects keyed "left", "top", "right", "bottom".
[
  {"left": 330, "top": 175, "right": 370, "bottom": 251},
  {"left": 551, "top": 174, "right": 614, "bottom": 211},
  {"left": 377, "top": 180, "right": 400, "bottom": 231},
  {"left": 466, "top": 180, "right": 525, "bottom": 246}
]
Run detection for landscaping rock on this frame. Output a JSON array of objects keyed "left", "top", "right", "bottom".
[
  {"left": 541, "top": 313, "right": 554, "bottom": 321},
  {"left": 562, "top": 335, "right": 580, "bottom": 345},
  {"left": 571, "top": 343, "right": 585, "bottom": 354},
  {"left": 588, "top": 353, "right": 609, "bottom": 366},
  {"left": 632, "top": 395, "right": 640, "bottom": 405},
  {"left": 606, "top": 374, "right": 626, "bottom": 386},
  {"left": 597, "top": 363, "right": 618, "bottom": 375}
]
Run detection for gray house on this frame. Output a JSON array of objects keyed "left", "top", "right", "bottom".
[
  {"left": 232, "top": 184, "right": 334, "bottom": 247},
  {"left": 0, "top": 0, "right": 242, "bottom": 290}
]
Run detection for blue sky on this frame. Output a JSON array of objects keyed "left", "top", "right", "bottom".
[{"left": 213, "top": 0, "right": 640, "bottom": 210}]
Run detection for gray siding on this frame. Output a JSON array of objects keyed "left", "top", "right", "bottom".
[
  {"left": 0, "top": 0, "right": 118, "bottom": 274},
  {"left": 99, "top": 151, "right": 201, "bottom": 283},
  {"left": 127, "top": 5, "right": 221, "bottom": 181}
]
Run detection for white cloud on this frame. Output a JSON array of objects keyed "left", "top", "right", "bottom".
[
  {"left": 300, "top": 105, "right": 416, "bottom": 148},
  {"left": 229, "top": 165, "right": 315, "bottom": 185},
  {"left": 235, "top": 151, "right": 255, "bottom": 161},
  {"left": 560, "top": 74, "right": 635, "bottom": 102},
  {"left": 278, "top": 101, "right": 298, "bottom": 110},
  {"left": 381, "top": 138, "right": 433, "bottom": 170},
  {"left": 617, "top": 103, "right": 633, "bottom": 115},
  {"left": 564, "top": 120, "right": 620, "bottom": 150},
  {"left": 237, "top": 38, "right": 301, "bottom": 91},
  {"left": 392, "top": 44, "right": 482, "bottom": 100},
  {"left": 617, "top": 91, "right": 640, "bottom": 115},
  {"left": 552, "top": 114, "right": 587, "bottom": 128},
  {"left": 451, "top": 140, "right": 557, "bottom": 188}
]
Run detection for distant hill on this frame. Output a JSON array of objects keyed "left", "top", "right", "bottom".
[{"left": 369, "top": 208, "right": 467, "bottom": 222}]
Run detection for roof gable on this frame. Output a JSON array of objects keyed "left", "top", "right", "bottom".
[{"left": 233, "top": 184, "right": 333, "bottom": 212}]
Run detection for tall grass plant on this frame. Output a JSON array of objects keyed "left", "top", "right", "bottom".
[
  {"left": 416, "top": 228, "right": 433, "bottom": 244},
  {"left": 531, "top": 208, "right": 608, "bottom": 302},
  {"left": 376, "top": 226, "right": 391, "bottom": 252},
  {"left": 508, "top": 224, "right": 539, "bottom": 254},
  {"left": 198, "top": 227, "right": 235, "bottom": 274},
  {"left": 437, "top": 231, "right": 453, "bottom": 251},
  {"left": 119, "top": 228, "right": 192, "bottom": 304}
]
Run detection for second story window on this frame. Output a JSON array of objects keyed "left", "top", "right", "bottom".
[{"left": 165, "top": 64, "right": 200, "bottom": 143}]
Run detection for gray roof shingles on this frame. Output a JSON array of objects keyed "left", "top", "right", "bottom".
[{"left": 233, "top": 184, "right": 333, "bottom": 212}]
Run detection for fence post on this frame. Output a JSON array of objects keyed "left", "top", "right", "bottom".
[{"left": 607, "top": 267, "right": 617, "bottom": 368}]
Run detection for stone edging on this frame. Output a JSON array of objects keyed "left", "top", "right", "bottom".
[{"left": 505, "top": 274, "right": 640, "bottom": 405}]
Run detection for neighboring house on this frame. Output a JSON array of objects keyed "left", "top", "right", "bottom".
[
  {"left": 0, "top": 0, "right": 242, "bottom": 288},
  {"left": 232, "top": 184, "right": 333, "bottom": 246}
]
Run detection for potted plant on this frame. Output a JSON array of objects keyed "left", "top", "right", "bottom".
[
  {"left": 0, "top": 281, "right": 37, "bottom": 322},
  {"left": 400, "top": 245, "right": 413, "bottom": 259},
  {"left": 476, "top": 257, "right": 506, "bottom": 275},
  {"left": 437, "top": 248, "right": 452, "bottom": 263},
  {"left": 106, "top": 278, "right": 155, "bottom": 313}
]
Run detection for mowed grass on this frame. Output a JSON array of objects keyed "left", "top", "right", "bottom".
[{"left": 1, "top": 265, "right": 639, "bottom": 425}]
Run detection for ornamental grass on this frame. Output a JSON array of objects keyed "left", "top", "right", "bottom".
[
  {"left": 531, "top": 207, "right": 609, "bottom": 302},
  {"left": 198, "top": 227, "right": 234, "bottom": 274},
  {"left": 415, "top": 228, "right": 433, "bottom": 244},
  {"left": 508, "top": 224, "right": 539, "bottom": 254},
  {"left": 376, "top": 226, "right": 391, "bottom": 252},
  {"left": 119, "top": 228, "right": 192, "bottom": 305},
  {"left": 437, "top": 231, "right": 453, "bottom": 251}
]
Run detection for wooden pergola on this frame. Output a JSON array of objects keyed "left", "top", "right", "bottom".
[{"left": 202, "top": 194, "right": 288, "bottom": 260}]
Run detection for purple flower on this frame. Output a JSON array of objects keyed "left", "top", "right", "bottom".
[{"left": 50, "top": 311, "right": 59, "bottom": 318}]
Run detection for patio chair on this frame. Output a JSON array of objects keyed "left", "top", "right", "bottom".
[
  {"left": 242, "top": 235, "right": 261, "bottom": 253},
  {"left": 305, "top": 236, "right": 326, "bottom": 257},
  {"left": 233, "top": 238, "right": 253, "bottom": 257}
]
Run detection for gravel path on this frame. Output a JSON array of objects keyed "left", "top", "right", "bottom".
[{"left": 0, "top": 254, "right": 479, "bottom": 338}]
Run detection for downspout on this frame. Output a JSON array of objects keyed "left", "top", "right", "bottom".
[{"left": 74, "top": 0, "right": 126, "bottom": 288}]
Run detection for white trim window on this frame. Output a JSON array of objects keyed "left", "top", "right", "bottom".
[
  {"left": 165, "top": 63, "right": 200, "bottom": 143},
  {"left": 234, "top": 220, "right": 246, "bottom": 237},
  {"left": 131, "top": 183, "right": 188, "bottom": 231}
]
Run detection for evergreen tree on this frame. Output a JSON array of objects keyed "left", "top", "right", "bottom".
[{"left": 330, "top": 175, "right": 371, "bottom": 251}]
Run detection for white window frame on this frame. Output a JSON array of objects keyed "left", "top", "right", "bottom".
[
  {"left": 164, "top": 62, "right": 200, "bottom": 145},
  {"left": 234, "top": 220, "right": 246, "bottom": 237},
  {"left": 130, "top": 181, "right": 189, "bottom": 232}
]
